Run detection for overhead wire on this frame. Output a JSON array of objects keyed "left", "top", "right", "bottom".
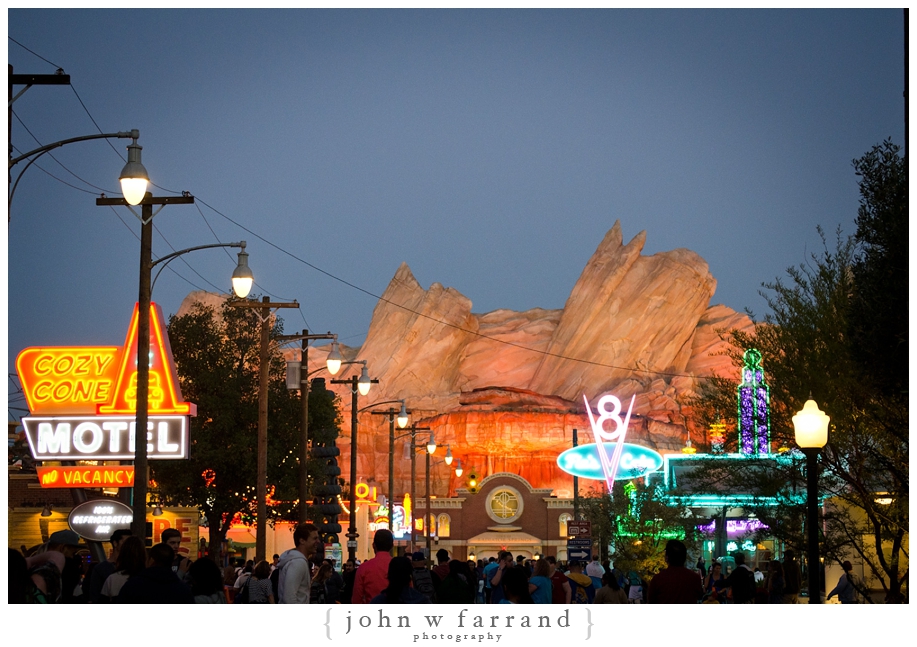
[
  {"left": 193, "top": 197, "right": 714, "bottom": 381},
  {"left": 9, "top": 37, "right": 720, "bottom": 382},
  {"left": 9, "top": 39, "right": 244, "bottom": 307}
]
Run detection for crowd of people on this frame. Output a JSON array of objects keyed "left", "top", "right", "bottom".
[{"left": 9, "top": 523, "right": 858, "bottom": 604}]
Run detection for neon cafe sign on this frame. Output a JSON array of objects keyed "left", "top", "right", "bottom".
[
  {"left": 16, "top": 303, "right": 195, "bottom": 461},
  {"left": 557, "top": 394, "right": 663, "bottom": 485}
]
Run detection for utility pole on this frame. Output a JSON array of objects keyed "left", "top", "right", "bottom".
[
  {"left": 229, "top": 296, "right": 298, "bottom": 560},
  {"left": 97, "top": 193, "right": 194, "bottom": 537},
  {"left": 572, "top": 428, "right": 579, "bottom": 520},
  {"left": 406, "top": 426, "right": 431, "bottom": 553},
  {"left": 330, "top": 370, "right": 378, "bottom": 562},
  {"left": 9, "top": 66, "right": 70, "bottom": 207}
]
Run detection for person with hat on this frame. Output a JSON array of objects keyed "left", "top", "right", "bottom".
[
  {"left": 351, "top": 528, "right": 393, "bottom": 603},
  {"left": 48, "top": 529, "right": 84, "bottom": 603}
]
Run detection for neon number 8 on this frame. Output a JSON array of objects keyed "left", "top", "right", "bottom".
[{"left": 592, "top": 395, "right": 626, "bottom": 441}]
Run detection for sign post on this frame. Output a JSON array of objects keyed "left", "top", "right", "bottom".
[{"left": 566, "top": 537, "right": 593, "bottom": 562}]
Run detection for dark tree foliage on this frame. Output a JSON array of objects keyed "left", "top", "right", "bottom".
[
  {"left": 849, "top": 139, "right": 907, "bottom": 398},
  {"left": 266, "top": 376, "right": 345, "bottom": 532},
  {"left": 152, "top": 297, "right": 301, "bottom": 565},
  {"left": 579, "top": 481, "right": 697, "bottom": 583},
  {"left": 689, "top": 142, "right": 908, "bottom": 603}
]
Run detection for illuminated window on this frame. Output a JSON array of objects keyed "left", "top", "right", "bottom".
[
  {"left": 486, "top": 486, "right": 523, "bottom": 524},
  {"left": 437, "top": 514, "right": 451, "bottom": 538},
  {"left": 559, "top": 513, "right": 573, "bottom": 536}
]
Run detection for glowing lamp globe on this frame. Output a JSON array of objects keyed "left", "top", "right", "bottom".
[
  {"left": 397, "top": 402, "right": 409, "bottom": 429},
  {"left": 231, "top": 246, "right": 254, "bottom": 298},
  {"left": 326, "top": 342, "right": 342, "bottom": 376},
  {"left": 792, "top": 399, "right": 830, "bottom": 449},
  {"left": 118, "top": 139, "right": 149, "bottom": 206},
  {"left": 357, "top": 364, "right": 372, "bottom": 396}
]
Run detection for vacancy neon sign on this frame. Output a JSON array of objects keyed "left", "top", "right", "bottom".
[{"left": 583, "top": 393, "right": 636, "bottom": 490}]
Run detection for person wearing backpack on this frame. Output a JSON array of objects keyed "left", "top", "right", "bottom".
[
  {"left": 410, "top": 551, "right": 440, "bottom": 602},
  {"left": 564, "top": 560, "right": 596, "bottom": 604}
]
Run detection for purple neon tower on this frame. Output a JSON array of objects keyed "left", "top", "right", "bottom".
[{"left": 736, "top": 348, "right": 771, "bottom": 455}]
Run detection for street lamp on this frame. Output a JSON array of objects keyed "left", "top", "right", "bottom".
[
  {"left": 421, "top": 444, "right": 461, "bottom": 560},
  {"left": 229, "top": 297, "right": 299, "bottom": 560},
  {"left": 150, "top": 241, "right": 253, "bottom": 296},
  {"left": 399, "top": 429, "right": 460, "bottom": 557},
  {"left": 331, "top": 361, "right": 378, "bottom": 562},
  {"left": 398, "top": 425, "right": 431, "bottom": 552},
  {"left": 118, "top": 133, "right": 149, "bottom": 205},
  {"left": 97, "top": 135, "right": 218, "bottom": 537},
  {"left": 793, "top": 396, "right": 830, "bottom": 604},
  {"left": 369, "top": 401, "right": 410, "bottom": 540}
]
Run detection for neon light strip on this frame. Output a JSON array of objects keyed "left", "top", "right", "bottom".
[
  {"left": 583, "top": 395, "right": 615, "bottom": 491},
  {"left": 583, "top": 394, "right": 636, "bottom": 491},
  {"left": 607, "top": 395, "right": 635, "bottom": 486}
]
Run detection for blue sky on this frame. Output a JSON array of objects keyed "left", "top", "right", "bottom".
[{"left": 6, "top": 9, "right": 906, "bottom": 418}]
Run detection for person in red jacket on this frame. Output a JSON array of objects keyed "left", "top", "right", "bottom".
[
  {"left": 351, "top": 529, "right": 393, "bottom": 603},
  {"left": 648, "top": 540, "right": 704, "bottom": 604}
]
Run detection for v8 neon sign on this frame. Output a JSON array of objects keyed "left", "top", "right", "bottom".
[{"left": 583, "top": 393, "right": 636, "bottom": 491}]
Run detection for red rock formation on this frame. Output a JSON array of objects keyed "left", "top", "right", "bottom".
[{"left": 177, "top": 222, "right": 752, "bottom": 496}]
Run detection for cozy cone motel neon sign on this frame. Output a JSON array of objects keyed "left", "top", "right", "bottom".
[
  {"left": 17, "top": 303, "right": 195, "bottom": 466},
  {"left": 557, "top": 394, "right": 663, "bottom": 486}
]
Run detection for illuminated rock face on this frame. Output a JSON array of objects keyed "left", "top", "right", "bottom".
[
  {"left": 178, "top": 222, "right": 751, "bottom": 495},
  {"left": 528, "top": 223, "right": 717, "bottom": 401}
]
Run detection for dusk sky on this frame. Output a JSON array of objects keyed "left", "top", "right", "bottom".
[{"left": 6, "top": 9, "right": 906, "bottom": 420}]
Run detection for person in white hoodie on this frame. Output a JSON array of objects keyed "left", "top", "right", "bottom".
[{"left": 277, "top": 523, "right": 320, "bottom": 604}]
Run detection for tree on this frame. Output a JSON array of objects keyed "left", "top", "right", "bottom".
[
  {"left": 849, "top": 139, "right": 907, "bottom": 399},
  {"left": 690, "top": 141, "right": 908, "bottom": 602},
  {"left": 579, "top": 480, "right": 697, "bottom": 583},
  {"left": 151, "top": 297, "right": 301, "bottom": 565}
]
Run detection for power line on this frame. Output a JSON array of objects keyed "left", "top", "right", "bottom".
[
  {"left": 8, "top": 39, "right": 724, "bottom": 381},
  {"left": 194, "top": 197, "right": 717, "bottom": 381},
  {"left": 8, "top": 36, "right": 60, "bottom": 68}
]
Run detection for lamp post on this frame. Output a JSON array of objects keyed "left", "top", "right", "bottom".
[
  {"left": 421, "top": 441, "right": 456, "bottom": 560},
  {"left": 331, "top": 362, "right": 378, "bottom": 562},
  {"left": 401, "top": 425, "right": 431, "bottom": 553},
  {"left": 401, "top": 428, "right": 456, "bottom": 557},
  {"left": 9, "top": 129, "right": 140, "bottom": 210},
  {"left": 229, "top": 297, "right": 299, "bottom": 561},
  {"left": 370, "top": 401, "right": 410, "bottom": 533},
  {"left": 276, "top": 331, "right": 341, "bottom": 524},
  {"left": 88, "top": 221, "right": 254, "bottom": 537},
  {"left": 95, "top": 134, "right": 199, "bottom": 537},
  {"left": 793, "top": 396, "right": 830, "bottom": 604}
]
